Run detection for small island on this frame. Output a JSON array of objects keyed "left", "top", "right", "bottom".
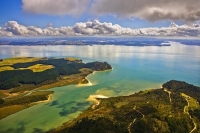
[
  {"left": 49, "top": 80, "right": 200, "bottom": 133},
  {"left": 0, "top": 57, "right": 112, "bottom": 119}
]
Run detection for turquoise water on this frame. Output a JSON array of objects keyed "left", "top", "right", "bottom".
[{"left": 0, "top": 42, "right": 199, "bottom": 132}]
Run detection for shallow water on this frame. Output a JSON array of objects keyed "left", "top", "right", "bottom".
[{"left": 0, "top": 42, "right": 199, "bottom": 133}]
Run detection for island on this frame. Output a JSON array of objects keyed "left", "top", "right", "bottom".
[
  {"left": 0, "top": 57, "right": 112, "bottom": 119},
  {"left": 49, "top": 80, "right": 200, "bottom": 133}
]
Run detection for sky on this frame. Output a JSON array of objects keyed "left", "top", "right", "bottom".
[{"left": 0, "top": 0, "right": 199, "bottom": 37}]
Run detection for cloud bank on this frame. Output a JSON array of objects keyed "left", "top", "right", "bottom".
[
  {"left": 22, "top": 0, "right": 89, "bottom": 16},
  {"left": 91, "top": 0, "right": 200, "bottom": 22},
  {"left": 0, "top": 20, "right": 199, "bottom": 37},
  {"left": 22, "top": 0, "right": 200, "bottom": 22}
]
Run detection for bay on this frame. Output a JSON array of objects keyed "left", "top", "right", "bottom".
[{"left": 0, "top": 42, "right": 199, "bottom": 133}]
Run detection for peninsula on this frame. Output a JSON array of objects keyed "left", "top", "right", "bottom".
[
  {"left": 49, "top": 80, "right": 200, "bottom": 133},
  {"left": 0, "top": 57, "right": 112, "bottom": 119}
]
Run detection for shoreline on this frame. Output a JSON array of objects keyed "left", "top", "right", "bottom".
[
  {"left": 0, "top": 93, "right": 53, "bottom": 120},
  {"left": 77, "top": 77, "right": 93, "bottom": 87},
  {"left": 87, "top": 95, "right": 108, "bottom": 109},
  {"left": 30, "top": 94, "right": 52, "bottom": 105},
  {"left": 0, "top": 67, "right": 113, "bottom": 120},
  {"left": 0, "top": 56, "right": 113, "bottom": 120},
  {"left": 77, "top": 68, "right": 113, "bottom": 87},
  {"left": 48, "top": 80, "right": 200, "bottom": 133}
]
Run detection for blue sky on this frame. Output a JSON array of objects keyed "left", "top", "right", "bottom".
[
  {"left": 0, "top": 0, "right": 187, "bottom": 29},
  {"left": 0, "top": 0, "right": 199, "bottom": 37}
]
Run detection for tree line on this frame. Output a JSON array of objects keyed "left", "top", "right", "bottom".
[{"left": 0, "top": 59, "right": 112, "bottom": 90}]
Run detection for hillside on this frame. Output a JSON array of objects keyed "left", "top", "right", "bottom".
[{"left": 49, "top": 80, "right": 200, "bottom": 133}]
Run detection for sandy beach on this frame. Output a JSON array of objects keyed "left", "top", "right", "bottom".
[
  {"left": 87, "top": 95, "right": 108, "bottom": 109},
  {"left": 77, "top": 77, "right": 93, "bottom": 87}
]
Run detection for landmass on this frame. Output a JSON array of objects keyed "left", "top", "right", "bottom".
[
  {"left": 1, "top": 37, "right": 200, "bottom": 46},
  {"left": 0, "top": 57, "right": 112, "bottom": 119},
  {"left": 49, "top": 80, "right": 200, "bottom": 133},
  {"left": 0, "top": 37, "right": 171, "bottom": 46}
]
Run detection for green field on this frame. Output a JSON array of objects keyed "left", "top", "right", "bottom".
[
  {"left": 0, "top": 57, "right": 41, "bottom": 66},
  {"left": 0, "top": 57, "right": 41, "bottom": 72},
  {"left": 18, "top": 64, "right": 54, "bottom": 72}
]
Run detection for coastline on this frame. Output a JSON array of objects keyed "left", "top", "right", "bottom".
[
  {"left": 0, "top": 74, "right": 86, "bottom": 120},
  {"left": 77, "top": 77, "right": 93, "bottom": 86},
  {"left": 0, "top": 93, "right": 53, "bottom": 120},
  {"left": 30, "top": 94, "right": 52, "bottom": 105},
  {"left": 78, "top": 68, "right": 113, "bottom": 108},
  {"left": 0, "top": 66, "right": 113, "bottom": 120},
  {"left": 48, "top": 80, "right": 200, "bottom": 133},
  {"left": 87, "top": 95, "right": 108, "bottom": 109},
  {"left": 77, "top": 68, "right": 113, "bottom": 87}
]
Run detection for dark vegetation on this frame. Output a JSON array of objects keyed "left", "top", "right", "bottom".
[
  {"left": 49, "top": 80, "right": 200, "bottom": 133},
  {"left": 189, "top": 109, "right": 200, "bottom": 120},
  {"left": 85, "top": 62, "right": 112, "bottom": 71},
  {"left": 163, "top": 80, "right": 200, "bottom": 104},
  {"left": 0, "top": 58, "right": 112, "bottom": 90},
  {"left": 0, "top": 91, "right": 53, "bottom": 107},
  {"left": 0, "top": 99, "right": 4, "bottom": 104},
  {"left": 65, "top": 117, "right": 125, "bottom": 133}
]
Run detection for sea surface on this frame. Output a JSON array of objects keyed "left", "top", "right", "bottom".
[{"left": 0, "top": 42, "right": 200, "bottom": 133}]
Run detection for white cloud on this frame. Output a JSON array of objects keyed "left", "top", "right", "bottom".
[
  {"left": 73, "top": 20, "right": 139, "bottom": 35},
  {"left": 22, "top": 0, "right": 89, "bottom": 16},
  {"left": 0, "top": 27, "right": 13, "bottom": 36},
  {"left": 90, "top": 0, "right": 200, "bottom": 22},
  {"left": 0, "top": 20, "right": 199, "bottom": 37},
  {"left": 3, "top": 21, "right": 43, "bottom": 36}
]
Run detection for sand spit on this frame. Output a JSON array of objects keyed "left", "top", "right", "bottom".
[
  {"left": 87, "top": 95, "right": 108, "bottom": 109},
  {"left": 77, "top": 77, "right": 93, "bottom": 87}
]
